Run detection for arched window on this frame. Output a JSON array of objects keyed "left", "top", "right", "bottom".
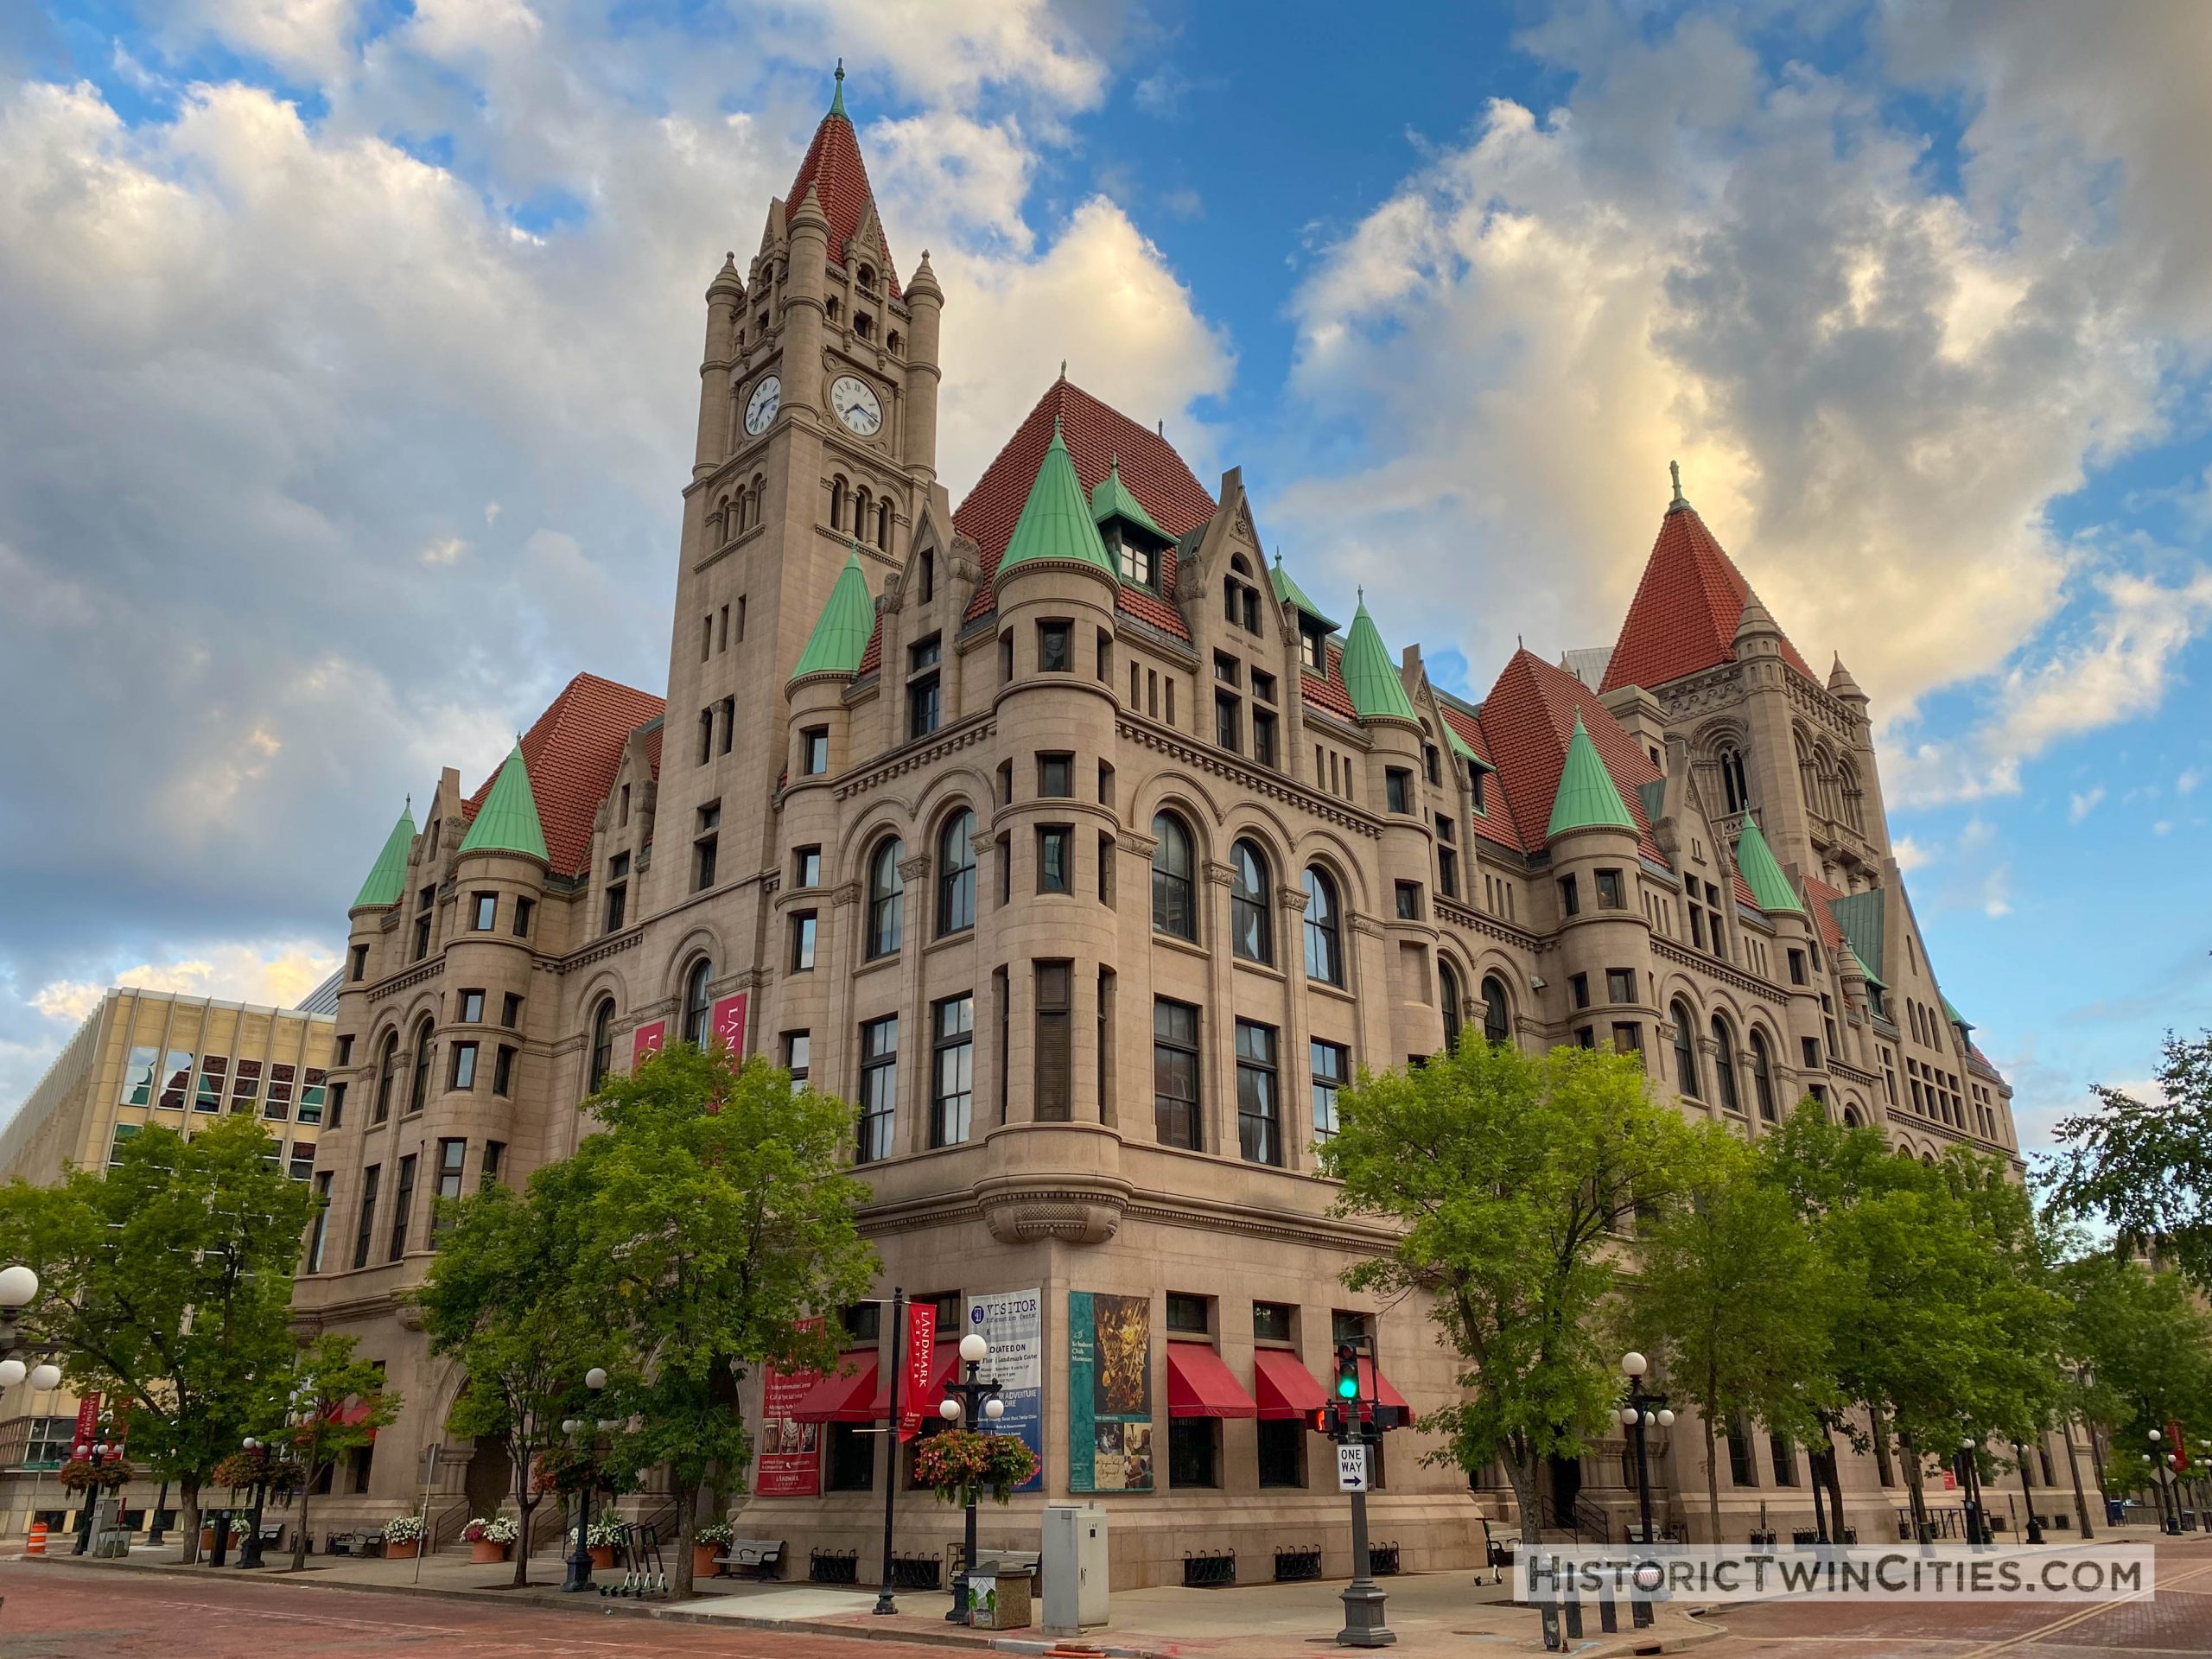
[
  {"left": 867, "top": 837, "right": 905, "bottom": 958},
  {"left": 374, "top": 1031, "right": 399, "bottom": 1120},
  {"left": 1230, "top": 838, "right": 1271, "bottom": 963},
  {"left": 857, "top": 264, "right": 876, "bottom": 293},
  {"left": 1151, "top": 813, "right": 1195, "bottom": 940},
  {"left": 1302, "top": 866, "right": 1343, "bottom": 986},
  {"left": 1481, "top": 975, "right": 1512, "bottom": 1046},
  {"left": 876, "top": 499, "right": 893, "bottom": 550},
  {"left": 887, "top": 329, "right": 902, "bottom": 356},
  {"left": 1750, "top": 1031, "right": 1777, "bottom": 1121},
  {"left": 1840, "top": 760, "right": 1865, "bottom": 832},
  {"left": 589, "top": 1000, "right": 614, "bottom": 1092},
  {"left": 408, "top": 1018, "right": 435, "bottom": 1115},
  {"left": 1842, "top": 1105, "right": 1862, "bottom": 1129},
  {"left": 919, "top": 548, "right": 935, "bottom": 603},
  {"left": 937, "top": 810, "right": 976, "bottom": 935},
  {"left": 1719, "top": 745, "right": 1750, "bottom": 814},
  {"left": 830, "top": 475, "right": 847, "bottom": 530},
  {"left": 855, "top": 488, "right": 872, "bottom": 542},
  {"left": 1712, "top": 1016, "right": 1741, "bottom": 1114},
  {"left": 1440, "top": 959, "right": 1464, "bottom": 1054},
  {"left": 715, "top": 496, "right": 731, "bottom": 543},
  {"left": 1671, "top": 1001, "right": 1700, "bottom": 1100},
  {"left": 682, "top": 958, "right": 714, "bottom": 1047}
]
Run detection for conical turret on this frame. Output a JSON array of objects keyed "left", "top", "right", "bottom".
[
  {"left": 458, "top": 741, "right": 549, "bottom": 862},
  {"left": 1546, "top": 715, "right": 1637, "bottom": 839},
  {"left": 789, "top": 547, "right": 876, "bottom": 686},
  {"left": 997, "top": 417, "right": 1116, "bottom": 582},
  {"left": 353, "top": 801, "right": 416, "bottom": 908},
  {"left": 1732, "top": 814, "right": 1802, "bottom": 915},
  {"left": 1339, "top": 594, "right": 1418, "bottom": 723}
]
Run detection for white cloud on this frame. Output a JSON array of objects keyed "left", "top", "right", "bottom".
[
  {"left": 2154, "top": 819, "right": 2173, "bottom": 836},
  {"left": 2180, "top": 766, "right": 2202, "bottom": 795},
  {"left": 1891, "top": 834, "right": 1933, "bottom": 872},
  {"left": 1980, "top": 864, "right": 2012, "bottom": 918},
  {"left": 2067, "top": 785, "right": 2105, "bottom": 823},
  {"left": 418, "top": 536, "right": 468, "bottom": 566},
  {"left": 30, "top": 940, "right": 341, "bottom": 1026}
]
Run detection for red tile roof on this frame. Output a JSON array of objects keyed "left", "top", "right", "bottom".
[
  {"left": 1600, "top": 505, "right": 1815, "bottom": 694},
  {"left": 957, "top": 378, "right": 1217, "bottom": 639},
  {"left": 788, "top": 109, "right": 899, "bottom": 299},
  {"left": 1300, "top": 642, "right": 1357, "bottom": 721},
  {"left": 1437, "top": 702, "right": 1523, "bottom": 853},
  {"left": 1465, "top": 649, "right": 1667, "bottom": 860},
  {"left": 463, "top": 673, "right": 664, "bottom": 879},
  {"left": 1802, "top": 873, "right": 1847, "bottom": 956}
]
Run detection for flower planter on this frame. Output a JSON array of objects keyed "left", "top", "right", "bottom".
[
  {"left": 590, "top": 1545, "right": 616, "bottom": 1569},
  {"left": 470, "top": 1540, "right": 509, "bottom": 1564},
  {"left": 694, "top": 1542, "right": 722, "bottom": 1579},
  {"left": 385, "top": 1539, "right": 420, "bottom": 1560}
]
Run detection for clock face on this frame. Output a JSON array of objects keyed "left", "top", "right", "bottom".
[
  {"left": 830, "top": 374, "right": 883, "bottom": 436},
  {"left": 744, "top": 375, "right": 781, "bottom": 435}
]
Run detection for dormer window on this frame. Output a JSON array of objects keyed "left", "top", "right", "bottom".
[
  {"left": 1299, "top": 621, "right": 1326, "bottom": 674},
  {"left": 857, "top": 264, "right": 877, "bottom": 294},
  {"left": 855, "top": 312, "right": 874, "bottom": 341},
  {"left": 826, "top": 296, "right": 842, "bottom": 325},
  {"left": 1114, "top": 530, "right": 1156, "bottom": 588}
]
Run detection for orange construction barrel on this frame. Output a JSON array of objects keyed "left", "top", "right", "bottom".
[{"left": 25, "top": 1521, "right": 47, "bottom": 1556}]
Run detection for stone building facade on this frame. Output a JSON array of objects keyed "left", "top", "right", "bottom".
[{"left": 292, "top": 76, "right": 2046, "bottom": 1577}]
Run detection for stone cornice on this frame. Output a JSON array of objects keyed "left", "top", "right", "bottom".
[
  {"left": 833, "top": 715, "right": 995, "bottom": 802},
  {"left": 1433, "top": 896, "right": 1543, "bottom": 953},
  {"left": 367, "top": 958, "right": 444, "bottom": 1005},
  {"left": 1119, "top": 718, "right": 1381, "bottom": 841},
  {"left": 560, "top": 927, "right": 644, "bottom": 976},
  {"left": 1651, "top": 935, "right": 1788, "bottom": 1007}
]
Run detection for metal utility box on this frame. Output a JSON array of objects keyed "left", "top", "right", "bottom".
[{"left": 1042, "top": 1503, "right": 1109, "bottom": 1633}]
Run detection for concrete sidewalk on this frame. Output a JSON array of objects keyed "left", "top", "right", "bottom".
[{"left": 27, "top": 1544, "right": 1716, "bottom": 1657}]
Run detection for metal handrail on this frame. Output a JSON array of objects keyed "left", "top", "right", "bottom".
[{"left": 425, "top": 1496, "right": 470, "bottom": 1550}]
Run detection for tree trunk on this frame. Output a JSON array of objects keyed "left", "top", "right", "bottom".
[
  {"left": 1818, "top": 1421, "right": 1847, "bottom": 1542},
  {"left": 2063, "top": 1417, "right": 2094, "bottom": 1539},
  {"left": 512, "top": 1454, "right": 537, "bottom": 1586},
  {"left": 671, "top": 1478, "right": 697, "bottom": 1599},
  {"left": 1702, "top": 1419, "right": 1721, "bottom": 1543},
  {"left": 178, "top": 1476, "right": 202, "bottom": 1565},
  {"left": 292, "top": 1476, "right": 313, "bottom": 1572},
  {"left": 1899, "top": 1430, "right": 1928, "bottom": 1544},
  {"left": 1509, "top": 1450, "right": 1544, "bottom": 1546}
]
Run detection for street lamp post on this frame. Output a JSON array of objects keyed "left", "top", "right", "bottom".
[
  {"left": 560, "top": 1366, "right": 609, "bottom": 1593},
  {"left": 2149, "top": 1430, "right": 2180, "bottom": 1535},
  {"left": 237, "top": 1437, "right": 270, "bottom": 1567},
  {"left": 72, "top": 1416, "right": 118, "bottom": 1558},
  {"left": 873, "top": 1288, "right": 907, "bottom": 1618},
  {"left": 2013, "top": 1440, "right": 2044, "bottom": 1545},
  {"left": 1618, "top": 1353, "right": 1675, "bottom": 1548},
  {"left": 938, "top": 1332, "right": 1005, "bottom": 1626},
  {"left": 1957, "top": 1439, "right": 1986, "bottom": 1548}
]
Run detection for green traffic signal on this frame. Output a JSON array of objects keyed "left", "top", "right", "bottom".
[
  {"left": 1336, "top": 1374, "right": 1359, "bottom": 1399},
  {"left": 1334, "top": 1344, "right": 1359, "bottom": 1399}
]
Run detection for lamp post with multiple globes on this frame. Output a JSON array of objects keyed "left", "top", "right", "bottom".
[
  {"left": 561, "top": 1367, "right": 611, "bottom": 1593},
  {"left": 936, "top": 1332, "right": 1005, "bottom": 1625},
  {"left": 1617, "top": 1353, "right": 1675, "bottom": 1547}
]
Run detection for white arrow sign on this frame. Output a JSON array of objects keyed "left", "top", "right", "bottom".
[{"left": 1337, "top": 1444, "right": 1370, "bottom": 1492}]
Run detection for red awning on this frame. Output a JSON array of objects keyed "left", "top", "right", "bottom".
[
  {"left": 1166, "top": 1341, "right": 1260, "bottom": 1419},
  {"left": 1357, "top": 1357, "right": 1409, "bottom": 1418},
  {"left": 1251, "top": 1349, "right": 1328, "bottom": 1421},
  {"left": 871, "top": 1342, "right": 958, "bottom": 1415},
  {"left": 788, "top": 1353, "right": 881, "bottom": 1424}
]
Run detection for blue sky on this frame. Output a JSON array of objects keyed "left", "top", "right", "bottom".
[{"left": 1, "top": 1, "right": 2207, "bottom": 1157}]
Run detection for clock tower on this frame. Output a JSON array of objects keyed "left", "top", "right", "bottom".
[{"left": 651, "top": 65, "right": 945, "bottom": 925}]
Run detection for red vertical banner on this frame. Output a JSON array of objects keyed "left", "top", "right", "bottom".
[
  {"left": 709, "top": 993, "right": 748, "bottom": 1056},
  {"left": 899, "top": 1304, "right": 937, "bottom": 1442},
  {"left": 73, "top": 1392, "right": 100, "bottom": 1451},
  {"left": 631, "top": 1021, "right": 666, "bottom": 1066},
  {"left": 756, "top": 1317, "right": 823, "bottom": 1497},
  {"left": 2169, "top": 1420, "right": 2189, "bottom": 1471}
]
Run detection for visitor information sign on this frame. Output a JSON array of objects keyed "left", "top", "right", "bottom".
[
  {"left": 969, "top": 1288, "right": 1043, "bottom": 1493},
  {"left": 1068, "top": 1291, "right": 1153, "bottom": 1491},
  {"left": 756, "top": 1317, "right": 822, "bottom": 1497}
]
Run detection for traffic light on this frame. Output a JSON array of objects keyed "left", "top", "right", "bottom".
[{"left": 1335, "top": 1344, "right": 1360, "bottom": 1402}]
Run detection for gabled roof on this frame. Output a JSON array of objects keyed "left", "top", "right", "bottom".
[
  {"left": 1461, "top": 649, "right": 1667, "bottom": 858},
  {"left": 1800, "top": 872, "right": 1849, "bottom": 955},
  {"left": 1828, "top": 888, "right": 1887, "bottom": 988},
  {"left": 1941, "top": 995, "right": 1973, "bottom": 1033},
  {"left": 352, "top": 803, "right": 416, "bottom": 908},
  {"left": 791, "top": 548, "right": 877, "bottom": 684},
  {"left": 787, "top": 67, "right": 899, "bottom": 298},
  {"left": 1338, "top": 599, "right": 1418, "bottom": 723},
  {"left": 1547, "top": 715, "right": 1637, "bottom": 838},
  {"left": 1271, "top": 553, "right": 1340, "bottom": 632},
  {"left": 459, "top": 740, "right": 549, "bottom": 863},
  {"left": 1090, "top": 456, "right": 1166, "bottom": 540},
  {"left": 957, "top": 378, "right": 1217, "bottom": 639},
  {"left": 1732, "top": 815, "right": 1802, "bottom": 915},
  {"left": 462, "top": 673, "right": 664, "bottom": 879},
  {"left": 1600, "top": 499, "right": 1815, "bottom": 694},
  {"left": 1000, "top": 419, "right": 1118, "bottom": 581}
]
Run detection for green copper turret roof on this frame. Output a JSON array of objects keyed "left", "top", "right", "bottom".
[
  {"left": 352, "top": 802, "right": 416, "bottom": 908},
  {"left": 459, "top": 741, "right": 549, "bottom": 862},
  {"left": 1339, "top": 596, "right": 1418, "bottom": 722},
  {"left": 1941, "top": 995, "right": 1973, "bottom": 1033},
  {"left": 997, "top": 417, "right": 1117, "bottom": 582},
  {"left": 1089, "top": 456, "right": 1165, "bottom": 540},
  {"left": 789, "top": 547, "right": 876, "bottom": 684},
  {"left": 1829, "top": 889, "right": 1887, "bottom": 987},
  {"left": 1546, "top": 714, "right": 1637, "bottom": 838},
  {"left": 828, "top": 59, "right": 848, "bottom": 119},
  {"left": 1732, "top": 814, "right": 1802, "bottom": 915},
  {"left": 1270, "top": 552, "right": 1341, "bottom": 632}
]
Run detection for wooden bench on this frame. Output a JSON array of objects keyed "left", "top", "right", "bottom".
[{"left": 715, "top": 1538, "right": 785, "bottom": 1580}]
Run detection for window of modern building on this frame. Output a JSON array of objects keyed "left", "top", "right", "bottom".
[
  {"left": 1236, "top": 1020, "right": 1281, "bottom": 1166},
  {"left": 449, "top": 1041, "right": 477, "bottom": 1091},
  {"left": 1154, "top": 999, "right": 1202, "bottom": 1150},
  {"left": 867, "top": 838, "right": 905, "bottom": 957},
  {"left": 1712, "top": 1017, "right": 1741, "bottom": 1114},
  {"left": 801, "top": 727, "right": 830, "bottom": 775},
  {"left": 1670, "top": 1002, "right": 1700, "bottom": 1097},
  {"left": 588, "top": 1001, "right": 614, "bottom": 1092},
  {"left": 353, "top": 1164, "right": 380, "bottom": 1269},
  {"left": 936, "top": 810, "right": 976, "bottom": 935},
  {"left": 857, "top": 1016, "right": 898, "bottom": 1163},
  {"left": 1230, "top": 840, "right": 1272, "bottom": 963},
  {"left": 1151, "top": 813, "right": 1197, "bottom": 941},
  {"left": 1303, "top": 867, "right": 1344, "bottom": 986},
  {"left": 1038, "top": 620, "right": 1072, "bottom": 672},
  {"left": 1311, "top": 1039, "right": 1347, "bottom": 1141},
  {"left": 387, "top": 1154, "right": 416, "bottom": 1262},
  {"left": 1038, "top": 753, "right": 1074, "bottom": 798},
  {"left": 931, "top": 994, "right": 974, "bottom": 1147},
  {"left": 1034, "top": 963, "right": 1072, "bottom": 1122},
  {"left": 1037, "top": 825, "right": 1073, "bottom": 893}
]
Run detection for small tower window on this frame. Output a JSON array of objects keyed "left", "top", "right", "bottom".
[
  {"left": 830, "top": 475, "right": 847, "bottom": 530},
  {"left": 877, "top": 499, "right": 893, "bottom": 550},
  {"left": 855, "top": 312, "right": 874, "bottom": 340},
  {"left": 857, "top": 264, "right": 877, "bottom": 294},
  {"left": 887, "top": 330, "right": 903, "bottom": 356}
]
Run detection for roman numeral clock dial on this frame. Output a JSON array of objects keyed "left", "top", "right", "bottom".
[{"left": 830, "top": 374, "right": 882, "bottom": 436}]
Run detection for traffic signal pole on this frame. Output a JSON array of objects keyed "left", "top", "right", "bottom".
[{"left": 1334, "top": 1340, "right": 1395, "bottom": 1649}]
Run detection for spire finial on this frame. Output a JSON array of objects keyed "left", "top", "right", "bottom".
[
  {"left": 1669, "top": 459, "right": 1681, "bottom": 502},
  {"left": 1274, "top": 546, "right": 1283, "bottom": 568},
  {"left": 1059, "top": 358, "right": 1067, "bottom": 380},
  {"left": 404, "top": 793, "right": 410, "bottom": 810},
  {"left": 830, "top": 59, "right": 847, "bottom": 118},
  {"left": 1357, "top": 585, "right": 1365, "bottom": 605},
  {"left": 1052, "top": 412, "right": 1063, "bottom": 440}
]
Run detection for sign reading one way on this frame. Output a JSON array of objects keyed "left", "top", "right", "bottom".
[{"left": 1337, "top": 1444, "right": 1370, "bottom": 1493}]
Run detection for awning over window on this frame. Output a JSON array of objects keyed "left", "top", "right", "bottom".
[
  {"left": 1166, "top": 1341, "right": 1259, "bottom": 1419},
  {"left": 1357, "top": 1357, "right": 1409, "bottom": 1417},
  {"left": 789, "top": 1352, "right": 880, "bottom": 1423},
  {"left": 870, "top": 1342, "right": 958, "bottom": 1416},
  {"left": 1251, "top": 1349, "right": 1327, "bottom": 1421}
]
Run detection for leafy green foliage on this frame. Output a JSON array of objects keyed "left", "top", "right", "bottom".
[
  {"left": 2055, "top": 1249, "right": 2212, "bottom": 1458},
  {"left": 0, "top": 1116, "right": 314, "bottom": 1562},
  {"left": 912, "top": 1428, "right": 1040, "bottom": 1506},
  {"left": 1319, "top": 1039, "right": 1693, "bottom": 1541},
  {"left": 2048, "top": 1033, "right": 2212, "bottom": 1288},
  {"left": 265, "top": 1333, "right": 399, "bottom": 1570}
]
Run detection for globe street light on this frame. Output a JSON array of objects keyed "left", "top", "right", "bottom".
[
  {"left": 939, "top": 1333, "right": 1005, "bottom": 1626},
  {"left": 238, "top": 1436, "right": 271, "bottom": 1568},
  {"left": 1958, "top": 1437, "right": 1989, "bottom": 1548},
  {"left": 2012, "top": 1440, "right": 2045, "bottom": 1546},
  {"left": 563, "top": 1367, "right": 609, "bottom": 1593},
  {"left": 1619, "top": 1353, "right": 1669, "bottom": 1549}
]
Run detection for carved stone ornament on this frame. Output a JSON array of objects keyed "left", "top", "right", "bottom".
[
  {"left": 898, "top": 853, "right": 933, "bottom": 881},
  {"left": 980, "top": 1195, "right": 1126, "bottom": 1246}
]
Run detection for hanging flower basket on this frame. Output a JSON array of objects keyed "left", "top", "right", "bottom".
[
  {"left": 911, "top": 1430, "right": 1039, "bottom": 1508},
  {"left": 212, "top": 1449, "right": 303, "bottom": 1491},
  {"left": 58, "top": 1456, "right": 133, "bottom": 1493}
]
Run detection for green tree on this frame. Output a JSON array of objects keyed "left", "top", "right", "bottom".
[
  {"left": 0, "top": 1116, "right": 314, "bottom": 1562},
  {"left": 572, "top": 1046, "right": 876, "bottom": 1597},
  {"left": 1318, "top": 1039, "right": 1691, "bottom": 1543},
  {"left": 415, "top": 1176, "right": 596, "bottom": 1586},
  {"left": 264, "top": 1334, "right": 400, "bottom": 1571},
  {"left": 2049, "top": 1033, "right": 2212, "bottom": 1288},
  {"left": 2055, "top": 1250, "right": 2212, "bottom": 1499},
  {"left": 1631, "top": 1120, "right": 1827, "bottom": 1541}
]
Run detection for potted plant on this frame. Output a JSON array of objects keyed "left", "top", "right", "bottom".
[
  {"left": 463, "top": 1513, "right": 519, "bottom": 1563},
  {"left": 382, "top": 1512, "right": 426, "bottom": 1560},
  {"left": 569, "top": 1517, "right": 624, "bottom": 1570},
  {"left": 196, "top": 1516, "right": 243, "bottom": 1554},
  {"left": 694, "top": 1519, "right": 734, "bottom": 1580}
]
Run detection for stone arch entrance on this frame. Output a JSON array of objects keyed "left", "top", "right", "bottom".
[{"left": 464, "top": 1438, "right": 512, "bottom": 1520}]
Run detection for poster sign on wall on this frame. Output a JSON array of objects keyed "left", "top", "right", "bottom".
[
  {"left": 709, "top": 993, "right": 748, "bottom": 1056},
  {"left": 969, "top": 1288, "right": 1043, "bottom": 1493},
  {"left": 1068, "top": 1291, "right": 1152, "bottom": 1492},
  {"left": 631, "top": 1021, "right": 666, "bottom": 1066},
  {"left": 899, "top": 1302, "right": 938, "bottom": 1441},
  {"left": 756, "top": 1318, "right": 823, "bottom": 1497}
]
